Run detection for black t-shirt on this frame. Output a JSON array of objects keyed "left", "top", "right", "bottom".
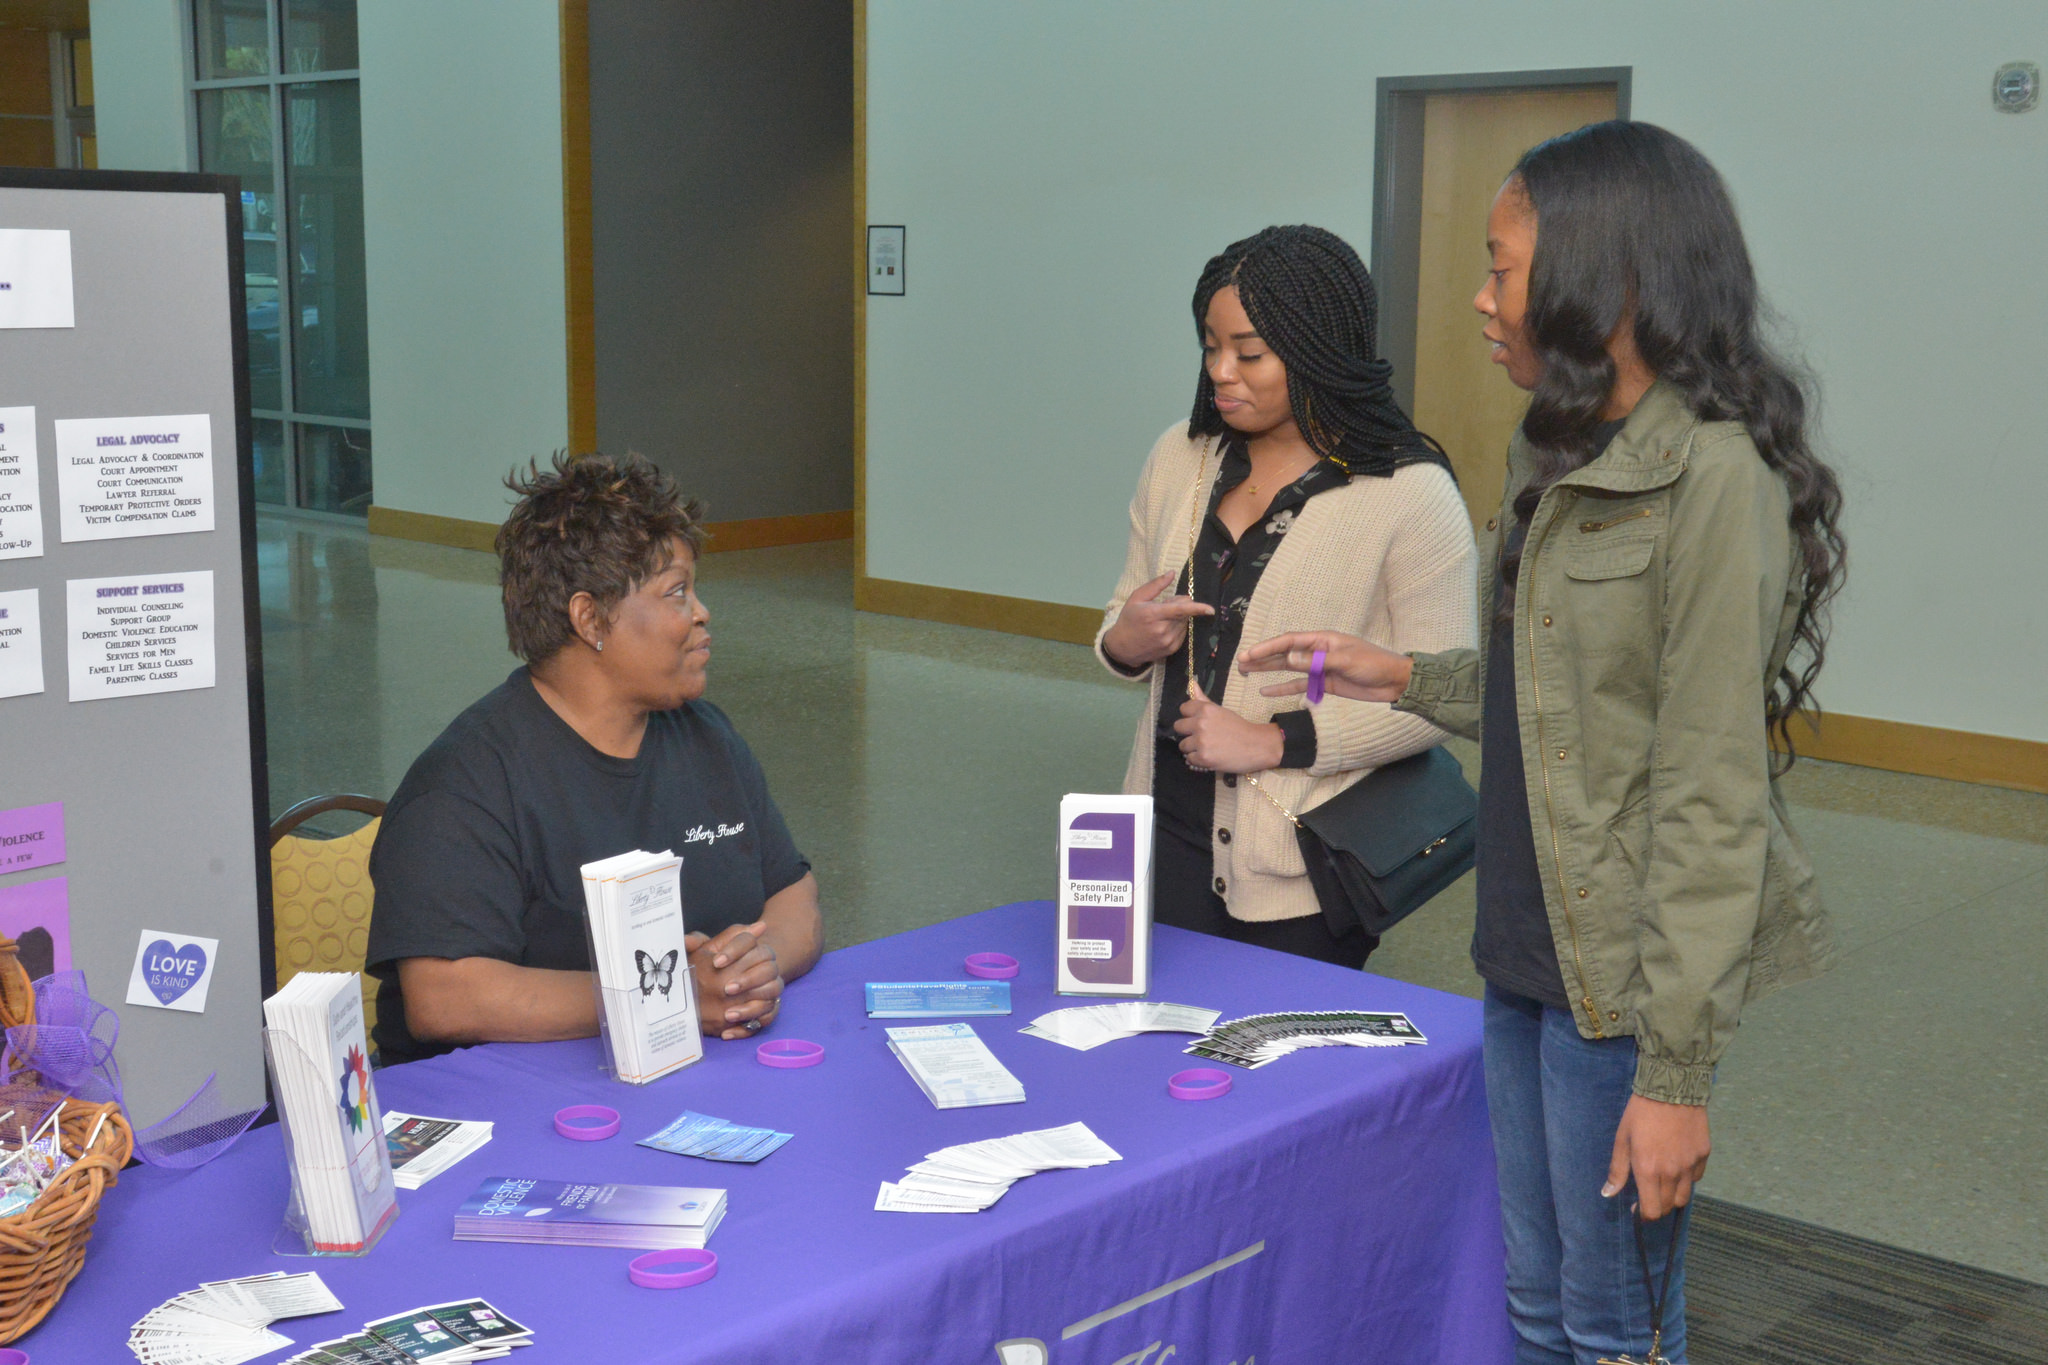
[
  {"left": 365, "top": 668, "right": 811, "bottom": 1064},
  {"left": 1471, "top": 420, "right": 1625, "bottom": 1008}
]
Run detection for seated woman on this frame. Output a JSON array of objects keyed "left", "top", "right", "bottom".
[{"left": 365, "top": 453, "right": 823, "bottom": 1065}]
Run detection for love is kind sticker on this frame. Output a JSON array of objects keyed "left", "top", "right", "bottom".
[{"left": 124, "top": 928, "right": 220, "bottom": 1013}]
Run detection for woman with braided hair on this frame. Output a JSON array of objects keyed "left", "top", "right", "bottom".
[
  {"left": 1095, "top": 224, "right": 1478, "bottom": 965},
  {"left": 1241, "top": 123, "right": 1846, "bottom": 1362}
]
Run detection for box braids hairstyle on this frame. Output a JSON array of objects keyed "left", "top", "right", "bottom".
[{"left": 1187, "top": 224, "right": 1449, "bottom": 480}]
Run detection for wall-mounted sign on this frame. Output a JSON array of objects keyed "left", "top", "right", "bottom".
[
  {"left": 0, "top": 229, "right": 74, "bottom": 329},
  {"left": 868, "top": 224, "right": 906, "bottom": 296},
  {"left": 0, "top": 406, "right": 41, "bottom": 560}
]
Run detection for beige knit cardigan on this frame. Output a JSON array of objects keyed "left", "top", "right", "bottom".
[{"left": 1093, "top": 422, "right": 1480, "bottom": 924}]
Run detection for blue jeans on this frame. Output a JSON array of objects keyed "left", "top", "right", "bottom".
[{"left": 1483, "top": 985, "right": 1690, "bottom": 1364}]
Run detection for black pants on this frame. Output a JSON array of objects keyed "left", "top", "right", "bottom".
[{"left": 1152, "top": 817, "right": 1378, "bottom": 969}]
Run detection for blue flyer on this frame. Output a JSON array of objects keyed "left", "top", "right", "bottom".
[{"left": 864, "top": 981, "right": 1013, "bottom": 1017}]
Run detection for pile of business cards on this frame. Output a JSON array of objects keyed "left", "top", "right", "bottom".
[
  {"left": 282, "top": 1299, "right": 531, "bottom": 1363},
  {"left": 128, "top": 1271, "right": 343, "bottom": 1365},
  {"left": 875, "top": 1121, "right": 1121, "bottom": 1213},
  {"left": 886, "top": 1022, "right": 1027, "bottom": 1108},
  {"left": 638, "top": 1109, "right": 793, "bottom": 1163},
  {"left": 1020, "top": 1001, "right": 1220, "bottom": 1051},
  {"left": 1186, "top": 1010, "right": 1428, "bottom": 1069},
  {"left": 384, "top": 1111, "right": 494, "bottom": 1189}
]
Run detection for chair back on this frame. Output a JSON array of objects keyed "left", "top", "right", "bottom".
[{"left": 268, "top": 795, "right": 385, "bottom": 1036}]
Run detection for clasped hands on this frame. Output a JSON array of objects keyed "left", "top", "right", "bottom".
[{"left": 687, "top": 921, "right": 783, "bottom": 1041}]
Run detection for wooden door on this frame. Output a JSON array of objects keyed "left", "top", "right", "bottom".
[{"left": 1410, "top": 88, "right": 1617, "bottom": 527}]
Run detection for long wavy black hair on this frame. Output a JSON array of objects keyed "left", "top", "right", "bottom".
[
  {"left": 1187, "top": 224, "right": 1448, "bottom": 479},
  {"left": 1497, "top": 121, "right": 1846, "bottom": 763}
]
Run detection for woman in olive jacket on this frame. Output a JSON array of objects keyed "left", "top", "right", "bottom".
[{"left": 1241, "top": 122, "right": 1845, "bottom": 1364}]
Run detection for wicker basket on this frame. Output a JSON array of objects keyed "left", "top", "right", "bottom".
[{"left": 0, "top": 935, "right": 134, "bottom": 1343}]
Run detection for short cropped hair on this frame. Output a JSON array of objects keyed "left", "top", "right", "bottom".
[{"left": 496, "top": 452, "right": 706, "bottom": 663}]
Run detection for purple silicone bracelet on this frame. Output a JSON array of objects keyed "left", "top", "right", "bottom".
[
  {"left": 756, "top": 1038, "right": 825, "bottom": 1069},
  {"left": 1306, "top": 647, "right": 1327, "bottom": 705},
  {"left": 628, "top": 1248, "right": 719, "bottom": 1288},
  {"left": 1168, "top": 1067, "right": 1233, "bottom": 1101},
  {"left": 964, "top": 952, "right": 1019, "bottom": 980},
  {"left": 554, "top": 1104, "right": 621, "bottom": 1141},
  {"left": 0, "top": 1348, "right": 30, "bottom": 1364}
]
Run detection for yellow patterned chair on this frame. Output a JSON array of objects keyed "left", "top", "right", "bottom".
[{"left": 269, "top": 795, "right": 384, "bottom": 1039}]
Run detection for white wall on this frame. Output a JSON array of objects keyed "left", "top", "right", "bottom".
[
  {"left": 359, "top": 0, "right": 567, "bottom": 526},
  {"left": 866, "top": 0, "right": 2048, "bottom": 742},
  {"left": 87, "top": 0, "right": 189, "bottom": 172}
]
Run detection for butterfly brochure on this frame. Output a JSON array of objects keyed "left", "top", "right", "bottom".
[{"left": 579, "top": 850, "right": 703, "bottom": 1084}]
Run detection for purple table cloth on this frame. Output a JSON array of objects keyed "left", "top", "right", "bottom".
[{"left": 26, "top": 901, "right": 1512, "bottom": 1364}]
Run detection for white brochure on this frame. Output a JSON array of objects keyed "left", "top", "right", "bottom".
[
  {"left": 67, "top": 571, "right": 215, "bottom": 702},
  {"left": 0, "top": 229, "right": 74, "bottom": 329},
  {"left": 0, "top": 406, "right": 40, "bottom": 559},
  {"left": 0, "top": 588, "right": 42, "bottom": 699},
  {"left": 55, "top": 413, "right": 214, "bottom": 542}
]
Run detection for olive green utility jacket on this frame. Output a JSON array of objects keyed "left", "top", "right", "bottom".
[{"left": 1395, "top": 382, "right": 1835, "bottom": 1105}]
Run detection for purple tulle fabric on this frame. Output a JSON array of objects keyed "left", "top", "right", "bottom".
[{"left": 0, "top": 971, "right": 265, "bottom": 1167}]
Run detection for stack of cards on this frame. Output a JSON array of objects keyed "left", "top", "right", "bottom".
[
  {"left": 454, "top": 1176, "right": 727, "bottom": 1249},
  {"left": 1186, "top": 1010, "right": 1428, "bottom": 1069},
  {"left": 279, "top": 1299, "right": 531, "bottom": 1364},
  {"left": 1020, "top": 1001, "right": 1220, "bottom": 1050},
  {"left": 128, "top": 1271, "right": 342, "bottom": 1365},
  {"left": 384, "top": 1112, "right": 494, "bottom": 1189},
  {"left": 875, "top": 1121, "right": 1122, "bottom": 1213},
  {"left": 885, "top": 1022, "right": 1027, "bottom": 1109},
  {"left": 638, "top": 1109, "right": 792, "bottom": 1163}
]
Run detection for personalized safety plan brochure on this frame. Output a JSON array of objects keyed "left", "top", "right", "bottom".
[
  {"left": 1057, "top": 794, "right": 1153, "bottom": 997},
  {"left": 579, "top": 849, "right": 702, "bottom": 1083}
]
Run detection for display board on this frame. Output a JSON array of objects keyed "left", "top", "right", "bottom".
[{"left": 0, "top": 169, "right": 269, "bottom": 1126}]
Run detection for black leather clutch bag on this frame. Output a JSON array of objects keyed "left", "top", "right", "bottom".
[{"left": 1291, "top": 746, "right": 1477, "bottom": 939}]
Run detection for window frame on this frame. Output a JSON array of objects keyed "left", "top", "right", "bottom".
[{"left": 185, "top": 0, "right": 368, "bottom": 516}]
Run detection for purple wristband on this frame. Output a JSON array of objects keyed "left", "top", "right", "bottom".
[
  {"left": 1168, "top": 1068, "right": 1233, "bottom": 1101},
  {"left": 964, "top": 952, "right": 1019, "bottom": 980},
  {"left": 1306, "top": 648, "right": 1327, "bottom": 705},
  {"left": 554, "top": 1104, "right": 621, "bottom": 1141},
  {"left": 757, "top": 1038, "right": 825, "bottom": 1069},
  {"left": 629, "top": 1248, "right": 719, "bottom": 1288}
]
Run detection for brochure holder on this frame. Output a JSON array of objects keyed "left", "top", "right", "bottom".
[
  {"left": 262, "top": 1027, "right": 399, "bottom": 1256},
  {"left": 580, "top": 912, "right": 702, "bottom": 1086}
]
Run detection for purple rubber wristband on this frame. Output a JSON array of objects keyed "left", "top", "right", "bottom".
[
  {"left": 554, "top": 1104, "right": 621, "bottom": 1141},
  {"left": 1306, "top": 648, "right": 1327, "bottom": 705},
  {"left": 629, "top": 1248, "right": 719, "bottom": 1288},
  {"left": 756, "top": 1038, "right": 825, "bottom": 1069},
  {"left": 964, "top": 952, "right": 1019, "bottom": 980},
  {"left": 1168, "top": 1068, "right": 1233, "bottom": 1101},
  {"left": 0, "top": 1348, "right": 30, "bottom": 1365}
]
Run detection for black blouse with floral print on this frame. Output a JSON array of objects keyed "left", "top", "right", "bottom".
[{"left": 1153, "top": 436, "right": 1349, "bottom": 764}]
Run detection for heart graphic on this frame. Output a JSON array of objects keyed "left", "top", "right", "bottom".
[{"left": 143, "top": 938, "right": 207, "bottom": 1005}]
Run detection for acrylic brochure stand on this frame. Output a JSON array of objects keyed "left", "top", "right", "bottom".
[
  {"left": 262, "top": 1027, "right": 399, "bottom": 1256},
  {"left": 581, "top": 908, "right": 703, "bottom": 1086}
]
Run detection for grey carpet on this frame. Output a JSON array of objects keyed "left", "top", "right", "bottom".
[{"left": 1688, "top": 1195, "right": 2048, "bottom": 1364}]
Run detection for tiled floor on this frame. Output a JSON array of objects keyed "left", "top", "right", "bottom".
[{"left": 258, "top": 513, "right": 2048, "bottom": 1284}]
